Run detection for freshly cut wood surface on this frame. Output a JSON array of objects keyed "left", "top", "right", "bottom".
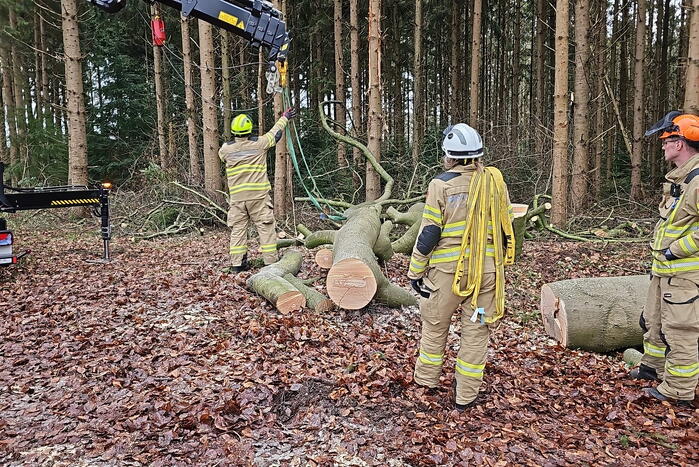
[
  {"left": 326, "top": 258, "right": 378, "bottom": 310},
  {"left": 315, "top": 248, "right": 334, "bottom": 269}
]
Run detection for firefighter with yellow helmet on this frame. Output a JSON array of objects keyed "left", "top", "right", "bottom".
[
  {"left": 631, "top": 111, "right": 699, "bottom": 407},
  {"left": 219, "top": 108, "right": 296, "bottom": 272},
  {"left": 407, "top": 123, "right": 515, "bottom": 410}
]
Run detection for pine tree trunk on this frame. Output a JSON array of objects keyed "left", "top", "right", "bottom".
[
  {"left": 551, "top": 0, "right": 570, "bottom": 227},
  {"left": 0, "top": 42, "right": 18, "bottom": 175},
  {"left": 198, "top": 20, "right": 222, "bottom": 198},
  {"left": 411, "top": 0, "right": 424, "bottom": 166},
  {"left": 470, "top": 0, "right": 483, "bottom": 127},
  {"left": 181, "top": 15, "right": 202, "bottom": 185},
  {"left": 631, "top": 0, "right": 647, "bottom": 201},
  {"left": 61, "top": 0, "right": 88, "bottom": 186},
  {"left": 684, "top": 0, "right": 699, "bottom": 113},
  {"left": 258, "top": 48, "right": 265, "bottom": 134},
  {"left": 9, "top": 9, "right": 26, "bottom": 169},
  {"left": 334, "top": 0, "right": 347, "bottom": 168},
  {"left": 39, "top": 4, "right": 49, "bottom": 126},
  {"left": 0, "top": 87, "right": 6, "bottom": 164},
  {"left": 594, "top": 0, "right": 607, "bottom": 201},
  {"left": 221, "top": 31, "right": 232, "bottom": 141},
  {"left": 151, "top": 4, "right": 169, "bottom": 171},
  {"left": 33, "top": 9, "right": 42, "bottom": 122},
  {"left": 534, "top": 0, "right": 547, "bottom": 169},
  {"left": 366, "top": 0, "right": 382, "bottom": 201},
  {"left": 350, "top": 0, "right": 362, "bottom": 189},
  {"left": 571, "top": 0, "right": 591, "bottom": 212},
  {"left": 272, "top": 0, "right": 289, "bottom": 218},
  {"left": 450, "top": 0, "right": 461, "bottom": 122}
]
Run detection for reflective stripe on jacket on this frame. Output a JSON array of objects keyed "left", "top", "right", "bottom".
[
  {"left": 652, "top": 154, "right": 699, "bottom": 277},
  {"left": 407, "top": 164, "right": 512, "bottom": 279},
  {"left": 219, "top": 116, "right": 288, "bottom": 202}
]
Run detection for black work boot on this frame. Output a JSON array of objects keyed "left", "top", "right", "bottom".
[
  {"left": 455, "top": 398, "right": 478, "bottom": 411},
  {"left": 642, "top": 387, "right": 694, "bottom": 408},
  {"left": 629, "top": 364, "right": 660, "bottom": 381},
  {"left": 225, "top": 255, "right": 249, "bottom": 274}
]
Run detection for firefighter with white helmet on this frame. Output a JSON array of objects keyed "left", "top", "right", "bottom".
[
  {"left": 219, "top": 108, "right": 296, "bottom": 272},
  {"left": 408, "top": 123, "right": 515, "bottom": 409},
  {"left": 631, "top": 111, "right": 699, "bottom": 407}
]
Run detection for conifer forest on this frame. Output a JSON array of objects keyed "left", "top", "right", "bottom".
[{"left": 1, "top": 0, "right": 698, "bottom": 464}]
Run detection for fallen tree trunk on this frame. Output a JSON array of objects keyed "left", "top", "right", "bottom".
[
  {"left": 282, "top": 273, "right": 335, "bottom": 313},
  {"left": 247, "top": 250, "right": 306, "bottom": 313},
  {"left": 326, "top": 205, "right": 417, "bottom": 309},
  {"left": 540, "top": 275, "right": 646, "bottom": 352},
  {"left": 386, "top": 204, "right": 424, "bottom": 255}
]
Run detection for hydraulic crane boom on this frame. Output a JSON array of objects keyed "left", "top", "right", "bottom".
[{"left": 89, "top": 0, "right": 290, "bottom": 70}]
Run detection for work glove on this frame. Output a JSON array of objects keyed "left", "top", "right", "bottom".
[
  {"left": 663, "top": 248, "right": 678, "bottom": 261},
  {"left": 283, "top": 107, "right": 297, "bottom": 119},
  {"left": 411, "top": 278, "right": 432, "bottom": 299}
]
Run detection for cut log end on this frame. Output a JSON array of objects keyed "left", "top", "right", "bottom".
[
  {"left": 327, "top": 258, "right": 378, "bottom": 310},
  {"left": 511, "top": 203, "right": 529, "bottom": 218},
  {"left": 314, "top": 299, "right": 336, "bottom": 313},
  {"left": 315, "top": 248, "right": 334, "bottom": 269},
  {"left": 276, "top": 291, "right": 306, "bottom": 314},
  {"left": 540, "top": 284, "right": 568, "bottom": 347}
]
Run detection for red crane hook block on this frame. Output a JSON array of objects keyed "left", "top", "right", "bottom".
[{"left": 151, "top": 16, "right": 166, "bottom": 46}]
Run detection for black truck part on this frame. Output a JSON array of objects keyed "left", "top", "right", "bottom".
[{"left": 0, "top": 162, "right": 111, "bottom": 264}]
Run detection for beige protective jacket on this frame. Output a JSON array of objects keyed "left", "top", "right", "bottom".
[
  {"left": 408, "top": 164, "right": 511, "bottom": 280},
  {"left": 652, "top": 153, "right": 699, "bottom": 278},
  {"left": 218, "top": 116, "right": 289, "bottom": 202}
]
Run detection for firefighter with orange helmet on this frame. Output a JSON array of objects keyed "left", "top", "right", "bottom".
[
  {"left": 631, "top": 111, "right": 699, "bottom": 407},
  {"left": 219, "top": 108, "right": 296, "bottom": 272}
]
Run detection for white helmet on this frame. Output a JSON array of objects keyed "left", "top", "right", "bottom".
[{"left": 441, "top": 123, "right": 483, "bottom": 159}]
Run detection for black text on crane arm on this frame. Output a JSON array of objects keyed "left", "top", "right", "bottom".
[{"left": 89, "top": 0, "right": 290, "bottom": 63}]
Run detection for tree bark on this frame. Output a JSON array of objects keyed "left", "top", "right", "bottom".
[
  {"left": 540, "top": 275, "right": 646, "bottom": 352},
  {"left": 221, "top": 31, "right": 232, "bottom": 141},
  {"left": 411, "top": 0, "right": 424, "bottom": 166},
  {"left": 181, "top": 15, "right": 202, "bottom": 185},
  {"left": 450, "top": 0, "right": 461, "bottom": 122},
  {"left": 61, "top": 0, "right": 88, "bottom": 187},
  {"left": 350, "top": 0, "right": 363, "bottom": 189},
  {"left": 334, "top": 0, "right": 347, "bottom": 168},
  {"left": 273, "top": 0, "right": 289, "bottom": 218},
  {"left": 631, "top": 0, "right": 647, "bottom": 201},
  {"left": 258, "top": 48, "right": 265, "bottom": 133},
  {"left": 247, "top": 251, "right": 306, "bottom": 313},
  {"left": 366, "top": 0, "right": 383, "bottom": 201},
  {"left": 469, "top": 0, "right": 483, "bottom": 127},
  {"left": 551, "top": 0, "right": 570, "bottom": 227},
  {"left": 684, "top": 0, "right": 699, "bottom": 113},
  {"left": 198, "top": 19, "right": 222, "bottom": 198},
  {"left": 571, "top": 0, "right": 591, "bottom": 212},
  {"left": 151, "top": 4, "right": 169, "bottom": 171},
  {"left": 0, "top": 40, "right": 18, "bottom": 174},
  {"left": 283, "top": 273, "right": 335, "bottom": 313}
]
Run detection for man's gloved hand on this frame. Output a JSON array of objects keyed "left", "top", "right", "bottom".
[
  {"left": 664, "top": 248, "right": 678, "bottom": 261},
  {"left": 411, "top": 278, "right": 432, "bottom": 298},
  {"left": 283, "top": 107, "right": 297, "bottom": 119}
]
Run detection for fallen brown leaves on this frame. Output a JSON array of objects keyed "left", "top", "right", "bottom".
[{"left": 1, "top": 227, "right": 697, "bottom": 465}]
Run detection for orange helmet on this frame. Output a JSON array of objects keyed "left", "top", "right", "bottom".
[{"left": 645, "top": 111, "right": 699, "bottom": 142}]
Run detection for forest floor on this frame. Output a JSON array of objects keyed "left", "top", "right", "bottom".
[{"left": 1, "top": 218, "right": 698, "bottom": 466}]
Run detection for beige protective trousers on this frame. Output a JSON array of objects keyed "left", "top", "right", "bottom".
[
  {"left": 640, "top": 275, "right": 699, "bottom": 400},
  {"left": 414, "top": 269, "right": 498, "bottom": 405},
  {"left": 227, "top": 195, "right": 278, "bottom": 266}
]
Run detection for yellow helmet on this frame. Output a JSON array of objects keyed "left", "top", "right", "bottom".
[{"left": 231, "top": 114, "right": 253, "bottom": 136}]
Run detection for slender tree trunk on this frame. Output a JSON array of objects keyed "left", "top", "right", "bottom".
[
  {"left": 535, "top": 0, "right": 547, "bottom": 166},
  {"left": 334, "top": 0, "right": 347, "bottom": 168},
  {"left": 631, "top": 0, "right": 647, "bottom": 201},
  {"left": 9, "top": 8, "right": 26, "bottom": 169},
  {"left": 571, "top": 0, "right": 591, "bottom": 212},
  {"left": 181, "top": 15, "right": 201, "bottom": 185},
  {"left": 221, "top": 31, "right": 232, "bottom": 141},
  {"left": 412, "top": 0, "right": 424, "bottom": 166},
  {"left": 39, "top": 3, "right": 49, "bottom": 125},
  {"left": 0, "top": 86, "right": 6, "bottom": 164},
  {"left": 273, "top": 0, "right": 289, "bottom": 218},
  {"left": 469, "top": 0, "right": 483, "bottom": 127},
  {"left": 594, "top": 0, "right": 607, "bottom": 201},
  {"left": 61, "top": 0, "right": 88, "bottom": 186},
  {"left": 685, "top": 0, "right": 699, "bottom": 113},
  {"left": 511, "top": 2, "right": 521, "bottom": 146},
  {"left": 552, "top": 0, "right": 570, "bottom": 227},
  {"left": 198, "top": 20, "right": 222, "bottom": 197},
  {"left": 366, "top": 0, "right": 382, "bottom": 201},
  {"left": 350, "top": 0, "right": 363, "bottom": 190},
  {"left": 34, "top": 8, "right": 42, "bottom": 123},
  {"left": 258, "top": 48, "right": 265, "bottom": 133},
  {"left": 150, "top": 4, "right": 169, "bottom": 171},
  {"left": 0, "top": 41, "right": 18, "bottom": 174},
  {"left": 450, "top": 0, "right": 461, "bottom": 122}
]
